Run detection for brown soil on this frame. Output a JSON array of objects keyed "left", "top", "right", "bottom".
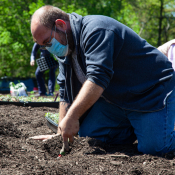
[{"left": 0, "top": 104, "right": 175, "bottom": 175}]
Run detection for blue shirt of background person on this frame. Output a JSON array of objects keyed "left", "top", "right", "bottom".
[{"left": 30, "top": 43, "right": 58, "bottom": 96}]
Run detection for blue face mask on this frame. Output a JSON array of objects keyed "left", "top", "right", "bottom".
[{"left": 46, "top": 26, "right": 69, "bottom": 57}]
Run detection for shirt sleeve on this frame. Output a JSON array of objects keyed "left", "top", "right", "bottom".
[
  {"left": 30, "top": 43, "right": 40, "bottom": 62},
  {"left": 82, "top": 29, "right": 123, "bottom": 89}
]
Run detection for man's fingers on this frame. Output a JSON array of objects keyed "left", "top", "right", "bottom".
[
  {"left": 29, "top": 135, "right": 46, "bottom": 140},
  {"left": 62, "top": 137, "right": 69, "bottom": 152},
  {"left": 64, "top": 141, "right": 69, "bottom": 152},
  {"left": 42, "top": 139, "right": 48, "bottom": 142},
  {"left": 29, "top": 135, "right": 54, "bottom": 140},
  {"left": 61, "top": 136, "right": 74, "bottom": 152},
  {"left": 68, "top": 136, "right": 74, "bottom": 144}
]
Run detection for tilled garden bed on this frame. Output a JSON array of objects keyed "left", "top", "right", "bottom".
[{"left": 0, "top": 105, "right": 175, "bottom": 174}]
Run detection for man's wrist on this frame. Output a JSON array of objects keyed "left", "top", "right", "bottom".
[{"left": 65, "top": 109, "right": 80, "bottom": 121}]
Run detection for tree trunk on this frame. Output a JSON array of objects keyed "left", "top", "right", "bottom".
[{"left": 157, "top": 0, "right": 163, "bottom": 47}]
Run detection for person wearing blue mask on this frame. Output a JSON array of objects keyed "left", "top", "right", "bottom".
[
  {"left": 41, "top": 25, "right": 69, "bottom": 57},
  {"left": 30, "top": 5, "right": 175, "bottom": 156},
  {"left": 30, "top": 43, "right": 58, "bottom": 96}
]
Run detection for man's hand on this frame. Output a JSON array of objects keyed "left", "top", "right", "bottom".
[
  {"left": 30, "top": 60, "right": 35, "bottom": 66},
  {"left": 59, "top": 116, "right": 79, "bottom": 144},
  {"left": 58, "top": 80, "right": 103, "bottom": 151},
  {"left": 29, "top": 134, "right": 60, "bottom": 142}
]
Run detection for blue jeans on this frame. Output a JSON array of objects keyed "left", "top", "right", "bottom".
[
  {"left": 35, "top": 66, "right": 57, "bottom": 94},
  {"left": 79, "top": 89, "right": 175, "bottom": 155}
]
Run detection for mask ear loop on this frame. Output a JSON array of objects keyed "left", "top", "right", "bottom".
[
  {"left": 65, "top": 30, "right": 68, "bottom": 45},
  {"left": 55, "top": 25, "right": 68, "bottom": 45},
  {"left": 54, "top": 25, "right": 56, "bottom": 38},
  {"left": 65, "top": 30, "right": 69, "bottom": 56}
]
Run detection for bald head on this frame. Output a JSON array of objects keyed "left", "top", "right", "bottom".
[
  {"left": 31, "top": 5, "right": 70, "bottom": 44},
  {"left": 31, "top": 5, "right": 69, "bottom": 31},
  {"left": 31, "top": 7, "right": 44, "bottom": 28},
  {"left": 31, "top": 5, "right": 74, "bottom": 53}
]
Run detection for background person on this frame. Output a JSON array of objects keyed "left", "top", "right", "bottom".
[
  {"left": 30, "top": 43, "right": 58, "bottom": 96},
  {"left": 30, "top": 5, "right": 175, "bottom": 156},
  {"left": 157, "top": 39, "right": 175, "bottom": 70}
]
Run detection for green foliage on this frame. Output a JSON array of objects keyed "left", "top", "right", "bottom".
[
  {"left": 0, "top": 0, "right": 36, "bottom": 77},
  {"left": 0, "top": 0, "right": 175, "bottom": 82},
  {"left": 30, "top": 91, "right": 35, "bottom": 94},
  {"left": 28, "top": 0, "right": 45, "bottom": 15},
  {"left": 9, "top": 82, "right": 16, "bottom": 88},
  {"left": 123, "top": 0, "right": 175, "bottom": 47},
  {"left": 45, "top": 112, "right": 59, "bottom": 123},
  {"left": 0, "top": 94, "right": 60, "bottom": 102}
]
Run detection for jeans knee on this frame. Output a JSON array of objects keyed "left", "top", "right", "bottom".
[
  {"left": 137, "top": 139, "right": 170, "bottom": 155},
  {"left": 137, "top": 142, "right": 156, "bottom": 155}
]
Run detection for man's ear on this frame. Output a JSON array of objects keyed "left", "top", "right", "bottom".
[{"left": 55, "top": 19, "right": 67, "bottom": 32}]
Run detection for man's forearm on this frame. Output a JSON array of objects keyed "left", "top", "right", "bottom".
[
  {"left": 58, "top": 80, "right": 104, "bottom": 143},
  {"left": 58, "top": 101, "right": 70, "bottom": 133},
  {"left": 65, "top": 80, "right": 104, "bottom": 121}
]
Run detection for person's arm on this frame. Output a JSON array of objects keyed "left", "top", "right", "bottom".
[
  {"left": 29, "top": 59, "right": 69, "bottom": 141},
  {"left": 57, "top": 101, "right": 70, "bottom": 134},
  {"left": 29, "top": 101, "right": 70, "bottom": 141},
  {"left": 59, "top": 80, "right": 104, "bottom": 143},
  {"left": 59, "top": 27, "right": 119, "bottom": 150},
  {"left": 30, "top": 43, "right": 40, "bottom": 66}
]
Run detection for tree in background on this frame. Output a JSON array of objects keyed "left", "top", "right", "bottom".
[
  {"left": 122, "top": 0, "right": 175, "bottom": 47},
  {"left": 0, "top": 0, "right": 175, "bottom": 79},
  {"left": 0, "top": 0, "right": 45, "bottom": 78}
]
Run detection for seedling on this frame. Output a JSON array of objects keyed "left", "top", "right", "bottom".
[
  {"left": 60, "top": 142, "right": 69, "bottom": 156},
  {"left": 60, "top": 151, "right": 65, "bottom": 156},
  {"left": 0, "top": 94, "right": 60, "bottom": 102},
  {"left": 45, "top": 113, "right": 59, "bottom": 123}
]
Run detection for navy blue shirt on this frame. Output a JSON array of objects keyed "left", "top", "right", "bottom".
[{"left": 56, "top": 13, "right": 175, "bottom": 112}]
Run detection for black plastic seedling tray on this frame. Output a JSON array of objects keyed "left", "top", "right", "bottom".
[
  {"left": 0, "top": 101, "right": 59, "bottom": 108},
  {"left": 36, "top": 57, "right": 58, "bottom": 72},
  {"left": 45, "top": 117, "right": 58, "bottom": 133}
]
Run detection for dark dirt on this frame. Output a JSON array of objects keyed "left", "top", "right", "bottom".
[{"left": 0, "top": 104, "right": 175, "bottom": 175}]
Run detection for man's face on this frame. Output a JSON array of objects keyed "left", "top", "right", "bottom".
[
  {"left": 31, "top": 19, "right": 67, "bottom": 47},
  {"left": 31, "top": 18, "right": 74, "bottom": 55}
]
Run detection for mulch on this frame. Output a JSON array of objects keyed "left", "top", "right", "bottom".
[{"left": 0, "top": 104, "right": 175, "bottom": 174}]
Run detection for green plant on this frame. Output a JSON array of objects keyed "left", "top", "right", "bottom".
[
  {"left": 0, "top": 94, "right": 60, "bottom": 102},
  {"left": 45, "top": 112, "right": 59, "bottom": 124}
]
